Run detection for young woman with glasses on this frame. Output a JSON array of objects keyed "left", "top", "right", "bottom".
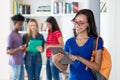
[{"left": 52, "top": 9, "right": 104, "bottom": 80}]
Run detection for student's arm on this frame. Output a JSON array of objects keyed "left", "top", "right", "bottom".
[
  {"left": 70, "top": 38, "right": 103, "bottom": 71},
  {"left": 52, "top": 38, "right": 70, "bottom": 72},
  {"left": 7, "top": 48, "right": 20, "bottom": 55},
  {"left": 55, "top": 30, "right": 64, "bottom": 47},
  {"left": 45, "top": 37, "right": 64, "bottom": 49},
  {"left": 7, "top": 45, "right": 26, "bottom": 55},
  {"left": 37, "top": 46, "right": 44, "bottom": 53},
  {"left": 7, "top": 34, "right": 20, "bottom": 55},
  {"left": 52, "top": 53, "right": 68, "bottom": 72},
  {"left": 46, "top": 31, "right": 64, "bottom": 48},
  {"left": 70, "top": 50, "right": 103, "bottom": 71},
  {"left": 7, "top": 34, "right": 27, "bottom": 55},
  {"left": 57, "top": 37, "right": 64, "bottom": 47}
]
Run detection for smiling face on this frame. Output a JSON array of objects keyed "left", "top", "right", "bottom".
[{"left": 73, "top": 14, "right": 89, "bottom": 35}]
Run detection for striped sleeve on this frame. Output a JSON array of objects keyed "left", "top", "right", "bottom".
[{"left": 54, "top": 30, "right": 62, "bottom": 38}]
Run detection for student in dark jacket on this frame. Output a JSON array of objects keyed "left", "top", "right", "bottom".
[{"left": 23, "top": 19, "right": 45, "bottom": 80}]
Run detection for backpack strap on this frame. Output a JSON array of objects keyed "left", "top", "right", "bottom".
[
  {"left": 92, "top": 37, "right": 99, "bottom": 56},
  {"left": 93, "top": 36, "right": 104, "bottom": 51},
  {"left": 85, "top": 36, "right": 102, "bottom": 70}
]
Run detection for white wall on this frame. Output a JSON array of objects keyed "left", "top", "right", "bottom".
[
  {"left": 89, "top": 0, "right": 100, "bottom": 34},
  {"left": 101, "top": 0, "right": 120, "bottom": 80},
  {"left": 0, "top": 0, "right": 10, "bottom": 80},
  {"left": 109, "top": 0, "right": 120, "bottom": 79}
]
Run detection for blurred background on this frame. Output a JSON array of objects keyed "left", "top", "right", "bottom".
[{"left": 0, "top": 0, "right": 119, "bottom": 80}]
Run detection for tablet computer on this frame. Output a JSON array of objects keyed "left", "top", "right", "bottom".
[
  {"left": 49, "top": 47, "right": 73, "bottom": 64},
  {"left": 27, "top": 39, "right": 43, "bottom": 52},
  {"left": 59, "top": 53, "right": 73, "bottom": 64},
  {"left": 49, "top": 47, "right": 65, "bottom": 55}
]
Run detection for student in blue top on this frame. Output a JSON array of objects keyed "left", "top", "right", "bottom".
[{"left": 52, "top": 9, "right": 103, "bottom": 80}]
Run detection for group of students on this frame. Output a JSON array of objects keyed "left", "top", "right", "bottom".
[{"left": 7, "top": 9, "right": 104, "bottom": 80}]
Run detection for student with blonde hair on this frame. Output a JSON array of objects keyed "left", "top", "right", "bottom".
[{"left": 23, "top": 19, "right": 45, "bottom": 80}]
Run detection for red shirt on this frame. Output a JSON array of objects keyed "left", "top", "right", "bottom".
[{"left": 46, "top": 30, "right": 62, "bottom": 57}]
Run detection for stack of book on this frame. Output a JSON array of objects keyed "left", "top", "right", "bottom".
[
  {"left": 13, "top": 1, "right": 30, "bottom": 14},
  {"left": 53, "top": 1, "right": 79, "bottom": 14},
  {"left": 35, "top": 6, "right": 51, "bottom": 14}
]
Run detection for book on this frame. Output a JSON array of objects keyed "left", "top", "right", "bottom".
[
  {"left": 72, "top": 2, "right": 79, "bottom": 13},
  {"left": 13, "top": 1, "right": 17, "bottom": 14},
  {"left": 22, "top": 4, "right": 31, "bottom": 14},
  {"left": 54, "top": 2, "right": 59, "bottom": 14},
  {"left": 13, "top": 1, "right": 24, "bottom": 14},
  {"left": 49, "top": 47, "right": 73, "bottom": 64},
  {"left": 36, "top": 5, "right": 51, "bottom": 14},
  {"left": 26, "top": 4, "right": 31, "bottom": 14},
  {"left": 27, "top": 39, "right": 43, "bottom": 53},
  {"left": 17, "top": 1, "right": 23, "bottom": 14},
  {"left": 53, "top": 1, "right": 79, "bottom": 14}
]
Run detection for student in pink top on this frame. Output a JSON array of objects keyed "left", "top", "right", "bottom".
[{"left": 45, "top": 16, "right": 64, "bottom": 80}]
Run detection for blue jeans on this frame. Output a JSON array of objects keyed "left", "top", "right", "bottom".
[
  {"left": 11, "top": 64, "right": 24, "bottom": 80},
  {"left": 25, "top": 55, "right": 42, "bottom": 80},
  {"left": 46, "top": 57, "right": 60, "bottom": 80}
]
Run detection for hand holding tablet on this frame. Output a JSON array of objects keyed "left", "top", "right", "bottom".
[{"left": 49, "top": 47, "right": 73, "bottom": 64}]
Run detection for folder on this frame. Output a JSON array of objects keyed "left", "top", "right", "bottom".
[{"left": 27, "top": 39, "right": 43, "bottom": 53}]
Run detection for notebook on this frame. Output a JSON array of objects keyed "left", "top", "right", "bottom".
[
  {"left": 27, "top": 39, "right": 43, "bottom": 53},
  {"left": 49, "top": 47, "right": 73, "bottom": 64}
]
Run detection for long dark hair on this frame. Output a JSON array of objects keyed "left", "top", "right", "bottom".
[
  {"left": 46, "top": 16, "right": 61, "bottom": 32},
  {"left": 72, "top": 9, "right": 98, "bottom": 38}
]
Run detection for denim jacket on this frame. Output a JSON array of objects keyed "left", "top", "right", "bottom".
[{"left": 22, "top": 33, "right": 45, "bottom": 66}]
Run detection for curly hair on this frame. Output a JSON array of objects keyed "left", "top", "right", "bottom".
[{"left": 11, "top": 14, "right": 25, "bottom": 24}]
